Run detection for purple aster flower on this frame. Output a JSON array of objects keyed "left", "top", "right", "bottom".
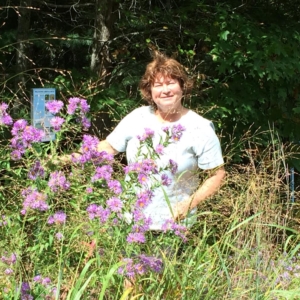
[
  {"left": 72, "top": 135, "right": 114, "bottom": 165},
  {"left": 67, "top": 97, "right": 80, "bottom": 115},
  {"left": 134, "top": 263, "right": 146, "bottom": 275},
  {"left": 132, "top": 208, "right": 145, "bottom": 222},
  {"left": 0, "top": 215, "right": 7, "bottom": 226},
  {"left": 1, "top": 114, "right": 13, "bottom": 126},
  {"left": 28, "top": 160, "right": 45, "bottom": 180},
  {"left": 126, "top": 232, "right": 146, "bottom": 243},
  {"left": 80, "top": 98, "right": 90, "bottom": 114},
  {"left": 1, "top": 253, "right": 17, "bottom": 265},
  {"left": 169, "top": 159, "right": 178, "bottom": 174},
  {"left": 22, "top": 126, "right": 45, "bottom": 143},
  {"left": 86, "top": 204, "right": 99, "bottom": 220},
  {"left": 137, "top": 128, "right": 155, "bottom": 141},
  {"left": 67, "top": 97, "right": 90, "bottom": 115},
  {"left": 118, "top": 255, "right": 162, "bottom": 278},
  {"left": 135, "top": 190, "right": 153, "bottom": 209},
  {"left": 11, "top": 119, "right": 27, "bottom": 136},
  {"left": 21, "top": 282, "right": 30, "bottom": 293},
  {"left": 171, "top": 124, "right": 185, "bottom": 141},
  {"left": 124, "top": 162, "right": 142, "bottom": 174},
  {"left": 0, "top": 103, "right": 13, "bottom": 126},
  {"left": 86, "top": 187, "right": 93, "bottom": 194},
  {"left": 161, "top": 174, "right": 172, "bottom": 186},
  {"left": 33, "top": 275, "right": 42, "bottom": 283},
  {"left": 118, "top": 258, "right": 135, "bottom": 278},
  {"left": 91, "top": 165, "right": 113, "bottom": 182},
  {"left": 81, "top": 116, "right": 91, "bottom": 130},
  {"left": 10, "top": 121, "right": 45, "bottom": 160},
  {"left": 21, "top": 188, "right": 49, "bottom": 213},
  {"left": 21, "top": 294, "right": 34, "bottom": 300},
  {"left": 11, "top": 149, "right": 23, "bottom": 160},
  {"left": 106, "top": 197, "right": 123, "bottom": 212},
  {"left": 45, "top": 100, "right": 64, "bottom": 114},
  {"left": 162, "top": 126, "right": 170, "bottom": 133},
  {"left": 86, "top": 204, "right": 110, "bottom": 223},
  {"left": 47, "top": 211, "right": 67, "bottom": 225},
  {"left": 141, "top": 159, "right": 158, "bottom": 174},
  {"left": 138, "top": 254, "right": 163, "bottom": 273},
  {"left": 50, "top": 116, "right": 65, "bottom": 131},
  {"left": 82, "top": 134, "right": 99, "bottom": 150},
  {"left": 55, "top": 232, "right": 63, "bottom": 240},
  {"left": 0, "top": 102, "right": 8, "bottom": 111},
  {"left": 42, "top": 277, "right": 51, "bottom": 286},
  {"left": 107, "top": 180, "right": 122, "bottom": 194},
  {"left": 161, "top": 219, "right": 188, "bottom": 242},
  {"left": 4, "top": 268, "right": 14, "bottom": 275},
  {"left": 155, "top": 144, "right": 164, "bottom": 155},
  {"left": 138, "top": 173, "right": 148, "bottom": 185},
  {"left": 48, "top": 171, "right": 70, "bottom": 192}
]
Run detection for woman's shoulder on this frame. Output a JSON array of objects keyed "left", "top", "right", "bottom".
[
  {"left": 185, "top": 110, "right": 214, "bottom": 128},
  {"left": 127, "top": 105, "right": 153, "bottom": 117}
]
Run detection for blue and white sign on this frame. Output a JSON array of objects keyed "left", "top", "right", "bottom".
[{"left": 31, "top": 88, "right": 56, "bottom": 141}]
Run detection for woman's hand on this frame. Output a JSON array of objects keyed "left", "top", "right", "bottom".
[{"left": 173, "top": 199, "right": 191, "bottom": 221}]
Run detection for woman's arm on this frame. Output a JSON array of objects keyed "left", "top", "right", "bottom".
[
  {"left": 50, "top": 139, "right": 118, "bottom": 164},
  {"left": 97, "top": 140, "right": 119, "bottom": 155},
  {"left": 173, "top": 167, "right": 226, "bottom": 220}
]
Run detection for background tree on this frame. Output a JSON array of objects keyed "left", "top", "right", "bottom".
[{"left": 1, "top": 0, "right": 300, "bottom": 163}]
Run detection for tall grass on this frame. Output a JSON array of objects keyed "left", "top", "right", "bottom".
[{"left": 1, "top": 102, "right": 300, "bottom": 300}]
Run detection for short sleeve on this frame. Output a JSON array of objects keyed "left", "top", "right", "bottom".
[
  {"left": 106, "top": 109, "right": 138, "bottom": 152},
  {"left": 193, "top": 122, "right": 224, "bottom": 170}
]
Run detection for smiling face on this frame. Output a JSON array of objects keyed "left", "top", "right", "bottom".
[{"left": 150, "top": 74, "right": 183, "bottom": 113}]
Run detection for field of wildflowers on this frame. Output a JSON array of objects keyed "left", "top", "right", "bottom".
[{"left": 1, "top": 99, "right": 300, "bottom": 299}]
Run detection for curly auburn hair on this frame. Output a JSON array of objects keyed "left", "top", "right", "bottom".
[{"left": 139, "top": 52, "right": 194, "bottom": 109}]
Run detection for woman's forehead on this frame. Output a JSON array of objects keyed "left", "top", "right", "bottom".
[{"left": 153, "top": 73, "right": 176, "bottom": 82}]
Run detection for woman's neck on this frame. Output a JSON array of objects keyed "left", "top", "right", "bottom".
[{"left": 155, "top": 106, "right": 188, "bottom": 123}]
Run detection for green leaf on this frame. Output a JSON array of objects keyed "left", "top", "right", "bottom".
[{"left": 220, "top": 30, "right": 230, "bottom": 41}]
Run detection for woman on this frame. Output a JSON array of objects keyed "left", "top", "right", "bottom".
[{"left": 97, "top": 53, "right": 225, "bottom": 230}]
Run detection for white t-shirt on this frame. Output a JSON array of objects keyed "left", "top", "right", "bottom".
[{"left": 107, "top": 106, "right": 224, "bottom": 230}]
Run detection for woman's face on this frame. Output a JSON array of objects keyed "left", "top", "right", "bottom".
[{"left": 151, "top": 74, "right": 183, "bottom": 112}]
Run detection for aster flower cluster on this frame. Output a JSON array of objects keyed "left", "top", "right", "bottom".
[
  {"left": 45, "top": 100, "right": 64, "bottom": 114},
  {"left": 17, "top": 277, "right": 56, "bottom": 300},
  {"left": 272, "top": 253, "right": 300, "bottom": 288},
  {"left": 72, "top": 134, "right": 114, "bottom": 165},
  {"left": 48, "top": 171, "right": 70, "bottom": 192},
  {"left": 124, "top": 159, "right": 158, "bottom": 185},
  {"left": 137, "top": 128, "right": 155, "bottom": 141},
  {"left": 1, "top": 252, "right": 17, "bottom": 276},
  {"left": 67, "top": 97, "right": 91, "bottom": 130},
  {"left": 45, "top": 97, "right": 91, "bottom": 132},
  {"left": 161, "top": 219, "right": 188, "bottom": 242},
  {"left": 28, "top": 160, "right": 45, "bottom": 180},
  {"left": 118, "top": 254, "right": 163, "bottom": 278},
  {"left": 0, "top": 102, "right": 13, "bottom": 126},
  {"left": 47, "top": 211, "right": 67, "bottom": 225},
  {"left": 162, "top": 123, "right": 186, "bottom": 142},
  {"left": 10, "top": 119, "right": 45, "bottom": 160},
  {"left": 50, "top": 116, "right": 65, "bottom": 131},
  {"left": 126, "top": 190, "right": 153, "bottom": 244},
  {"left": 86, "top": 204, "right": 111, "bottom": 223},
  {"left": 21, "top": 187, "right": 49, "bottom": 214},
  {"left": 0, "top": 215, "right": 8, "bottom": 226}
]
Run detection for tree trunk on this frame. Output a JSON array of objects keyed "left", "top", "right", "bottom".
[{"left": 90, "top": 0, "right": 116, "bottom": 80}]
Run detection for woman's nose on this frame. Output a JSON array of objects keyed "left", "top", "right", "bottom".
[{"left": 161, "top": 84, "right": 170, "bottom": 93}]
